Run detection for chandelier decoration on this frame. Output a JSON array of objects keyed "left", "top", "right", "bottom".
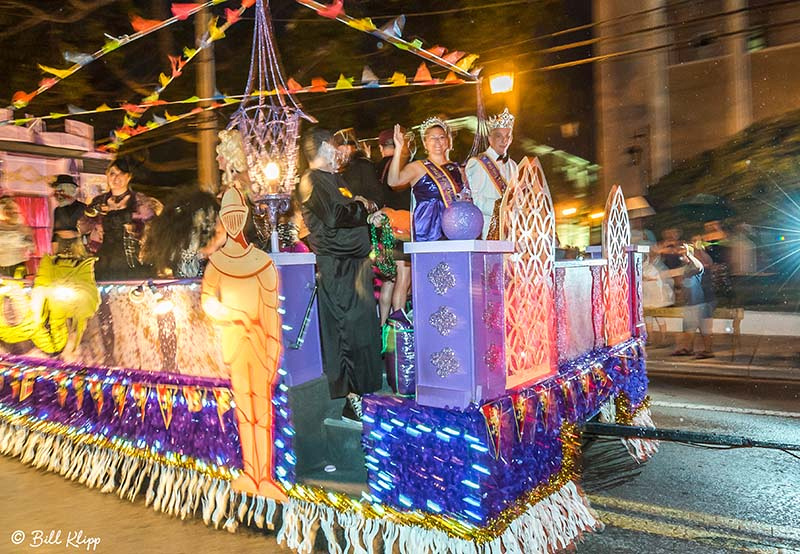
[{"left": 228, "top": 0, "right": 315, "bottom": 249}]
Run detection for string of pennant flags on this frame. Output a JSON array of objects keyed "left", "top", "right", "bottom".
[
  {"left": 1, "top": 361, "right": 234, "bottom": 433},
  {"left": 5, "top": 0, "right": 480, "bottom": 150},
  {"left": 293, "top": 0, "right": 480, "bottom": 81},
  {"left": 9, "top": 0, "right": 237, "bottom": 111},
  {"left": 115, "top": 1, "right": 256, "bottom": 147},
  {"left": 0, "top": 66, "right": 471, "bottom": 149}
]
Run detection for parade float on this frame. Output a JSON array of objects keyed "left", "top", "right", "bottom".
[{"left": 0, "top": 1, "right": 657, "bottom": 552}]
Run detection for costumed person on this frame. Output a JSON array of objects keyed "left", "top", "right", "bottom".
[
  {"left": 216, "top": 128, "right": 251, "bottom": 193},
  {"left": 376, "top": 128, "right": 413, "bottom": 324},
  {"left": 465, "top": 108, "right": 518, "bottom": 239},
  {"left": 298, "top": 128, "right": 383, "bottom": 422},
  {"left": 50, "top": 174, "right": 87, "bottom": 258},
  {"left": 140, "top": 188, "right": 223, "bottom": 278},
  {"left": 79, "top": 157, "right": 157, "bottom": 280},
  {"left": 334, "top": 127, "right": 383, "bottom": 208},
  {"left": 387, "top": 117, "right": 470, "bottom": 242},
  {"left": 0, "top": 197, "right": 33, "bottom": 278},
  {"left": 201, "top": 187, "right": 287, "bottom": 501}
]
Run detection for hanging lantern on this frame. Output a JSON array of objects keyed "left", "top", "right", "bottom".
[{"left": 226, "top": 0, "right": 316, "bottom": 251}]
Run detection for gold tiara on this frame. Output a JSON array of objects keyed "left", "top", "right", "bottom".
[
  {"left": 419, "top": 116, "right": 450, "bottom": 141},
  {"left": 488, "top": 108, "right": 515, "bottom": 130}
]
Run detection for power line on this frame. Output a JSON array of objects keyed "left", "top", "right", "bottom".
[
  {"left": 516, "top": 14, "right": 800, "bottom": 74},
  {"left": 481, "top": 0, "right": 796, "bottom": 65}
]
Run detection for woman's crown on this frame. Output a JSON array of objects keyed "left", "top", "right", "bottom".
[{"left": 419, "top": 116, "right": 450, "bottom": 140}]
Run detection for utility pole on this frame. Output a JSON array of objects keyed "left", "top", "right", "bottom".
[{"left": 195, "top": 7, "right": 220, "bottom": 194}]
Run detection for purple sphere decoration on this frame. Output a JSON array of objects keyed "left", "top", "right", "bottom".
[{"left": 441, "top": 201, "right": 483, "bottom": 240}]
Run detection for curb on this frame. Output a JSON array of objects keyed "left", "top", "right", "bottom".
[{"left": 647, "top": 359, "right": 800, "bottom": 383}]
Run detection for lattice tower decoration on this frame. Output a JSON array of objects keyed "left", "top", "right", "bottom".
[
  {"left": 228, "top": 0, "right": 312, "bottom": 199},
  {"left": 500, "top": 157, "right": 557, "bottom": 389},
  {"left": 601, "top": 185, "right": 632, "bottom": 346}
]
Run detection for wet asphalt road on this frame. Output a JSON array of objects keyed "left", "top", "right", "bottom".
[{"left": 0, "top": 374, "right": 798, "bottom": 554}]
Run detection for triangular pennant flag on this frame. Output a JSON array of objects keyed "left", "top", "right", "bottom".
[
  {"left": 389, "top": 72, "right": 408, "bottom": 86},
  {"left": 130, "top": 15, "right": 163, "bottom": 33},
  {"left": 171, "top": 3, "right": 200, "bottom": 20},
  {"left": 88, "top": 378, "right": 104, "bottom": 416},
  {"left": 335, "top": 74, "right": 354, "bottom": 89},
  {"left": 443, "top": 71, "right": 461, "bottom": 84},
  {"left": 96, "top": 103, "right": 112, "bottom": 112},
  {"left": 510, "top": 392, "right": 527, "bottom": 441},
  {"left": 427, "top": 45, "right": 447, "bottom": 57},
  {"left": 38, "top": 64, "right": 72, "bottom": 80},
  {"left": 11, "top": 91, "right": 35, "bottom": 109},
  {"left": 130, "top": 383, "right": 149, "bottom": 421},
  {"left": 19, "top": 372, "right": 37, "bottom": 402},
  {"left": 112, "top": 383, "right": 127, "bottom": 417},
  {"left": 145, "top": 121, "right": 160, "bottom": 130},
  {"left": 180, "top": 95, "right": 201, "bottom": 103},
  {"left": 55, "top": 373, "right": 69, "bottom": 407},
  {"left": 380, "top": 15, "right": 405, "bottom": 38},
  {"left": 63, "top": 51, "right": 94, "bottom": 66},
  {"left": 38, "top": 78, "right": 58, "bottom": 89},
  {"left": 182, "top": 386, "right": 205, "bottom": 413},
  {"left": 213, "top": 388, "right": 232, "bottom": 431},
  {"left": 207, "top": 17, "right": 225, "bottom": 42},
  {"left": 156, "top": 384, "right": 175, "bottom": 429},
  {"left": 413, "top": 63, "right": 433, "bottom": 83},
  {"left": 164, "top": 111, "right": 179, "bottom": 122},
  {"left": 409, "top": 39, "right": 423, "bottom": 50},
  {"left": 73, "top": 376, "right": 85, "bottom": 410},
  {"left": 159, "top": 72, "right": 170, "bottom": 89},
  {"left": 347, "top": 18, "right": 376, "bottom": 32},
  {"left": 456, "top": 54, "right": 479, "bottom": 72},
  {"left": 316, "top": 0, "right": 344, "bottom": 19},
  {"left": 287, "top": 78, "right": 303, "bottom": 93},
  {"left": 9, "top": 376, "right": 20, "bottom": 401},
  {"left": 561, "top": 378, "right": 579, "bottom": 422},
  {"left": 67, "top": 104, "right": 86, "bottom": 114},
  {"left": 539, "top": 387, "right": 561, "bottom": 433},
  {"left": 309, "top": 77, "right": 328, "bottom": 93},
  {"left": 480, "top": 401, "right": 502, "bottom": 460},
  {"left": 581, "top": 372, "right": 596, "bottom": 411},
  {"left": 49, "top": 112, "right": 67, "bottom": 120},
  {"left": 183, "top": 46, "right": 197, "bottom": 59},
  {"left": 224, "top": 7, "right": 241, "bottom": 24},
  {"left": 101, "top": 38, "right": 122, "bottom": 54},
  {"left": 442, "top": 50, "right": 466, "bottom": 64},
  {"left": 361, "top": 66, "right": 379, "bottom": 86},
  {"left": 241, "top": 0, "right": 256, "bottom": 7}
]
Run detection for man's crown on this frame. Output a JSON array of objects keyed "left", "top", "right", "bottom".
[
  {"left": 488, "top": 108, "right": 515, "bottom": 131},
  {"left": 419, "top": 116, "right": 450, "bottom": 141}
]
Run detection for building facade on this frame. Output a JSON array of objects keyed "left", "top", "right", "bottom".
[{"left": 593, "top": 0, "right": 800, "bottom": 198}]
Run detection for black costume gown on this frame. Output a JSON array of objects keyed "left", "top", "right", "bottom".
[
  {"left": 300, "top": 169, "right": 383, "bottom": 399},
  {"left": 86, "top": 192, "right": 150, "bottom": 280},
  {"left": 52, "top": 201, "right": 87, "bottom": 257}
]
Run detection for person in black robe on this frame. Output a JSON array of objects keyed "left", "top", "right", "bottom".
[
  {"left": 334, "top": 127, "right": 383, "bottom": 208},
  {"left": 298, "top": 128, "right": 384, "bottom": 422},
  {"left": 51, "top": 174, "right": 87, "bottom": 258}
]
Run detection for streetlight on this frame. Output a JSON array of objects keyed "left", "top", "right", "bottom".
[{"left": 489, "top": 72, "right": 515, "bottom": 95}]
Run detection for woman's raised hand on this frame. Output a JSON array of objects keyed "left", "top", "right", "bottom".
[{"left": 393, "top": 124, "right": 405, "bottom": 150}]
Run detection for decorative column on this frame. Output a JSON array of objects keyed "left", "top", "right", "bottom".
[
  {"left": 627, "top": 245, "right": 649, "bottom": 340},
  {"left": 406, "top": 240, "right": 513, "bottom": 409},
  {"left": 272, "top": 253, "right": 323, "bottom": 387},
  {"left": 602, "top": 185, "right": 632, "bottom": 347}
]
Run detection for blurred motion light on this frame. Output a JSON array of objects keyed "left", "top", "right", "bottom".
[
  {"left": 489, "top": 72, "right": 514, "bottom": 95},
  {"left": 562, "top": 207, "right": 577, "bottom": 216},
  {"left": 589, "top": 211, "right": 604, "bottom": 220}
]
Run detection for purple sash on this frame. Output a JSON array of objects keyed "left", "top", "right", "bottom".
[
  {"left": 477, "top": 155, "right": 508, "bottom": 197},
  {"left": 421, "top": 160, "right": 461, "bottom": 208}
]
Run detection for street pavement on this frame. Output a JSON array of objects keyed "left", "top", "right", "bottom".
[{"left": 0, "top": 373, "right": 798, "bottom": 553}]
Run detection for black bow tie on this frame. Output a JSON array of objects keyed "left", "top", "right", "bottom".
[{"left": 496, "top": 154, "right": 509, "bottom": 163}]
